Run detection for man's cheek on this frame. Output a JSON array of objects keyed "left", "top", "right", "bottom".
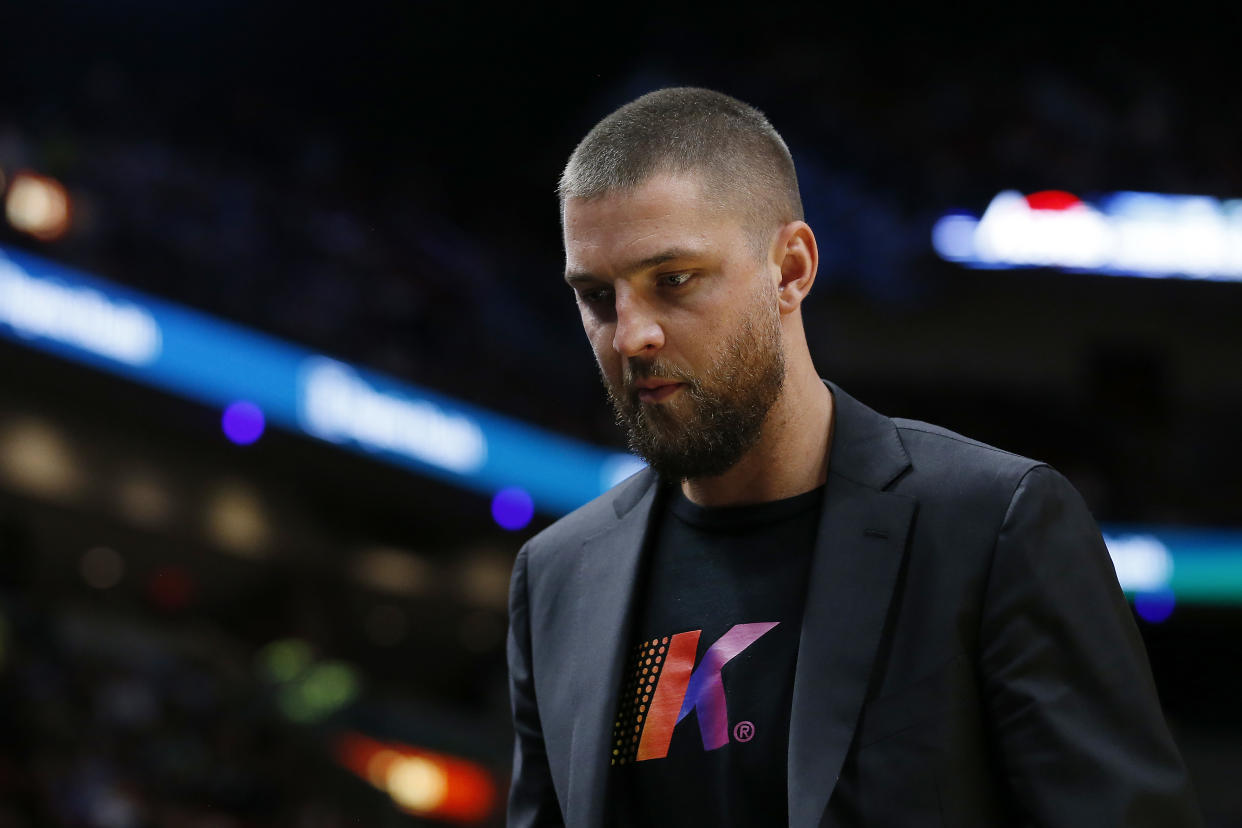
[{"left": 594, "top": 352, "right": 622, "bottom": 389}]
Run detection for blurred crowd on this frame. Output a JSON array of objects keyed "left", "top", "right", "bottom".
[{"left": 0, "top": 589, "right": 382, "bottom": 828}]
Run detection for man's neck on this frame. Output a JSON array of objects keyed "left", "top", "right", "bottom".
[{"left": 680, "top": 368, "right": 834, "bottom": 508}]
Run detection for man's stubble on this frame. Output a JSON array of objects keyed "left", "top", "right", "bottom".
[{"left": 601, "top": 280, "right": 786, "bottom": 482}]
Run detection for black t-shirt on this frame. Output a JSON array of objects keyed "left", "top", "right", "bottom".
[{"left": 606, "top": 482, "right": 823, "bottom": 827}]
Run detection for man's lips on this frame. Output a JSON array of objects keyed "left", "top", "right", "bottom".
[{"left": 634, "top": 381, "right": 685, "bottom": 403}]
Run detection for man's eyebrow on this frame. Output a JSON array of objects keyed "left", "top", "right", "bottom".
[
  {"left": 564, "top": 271, "right": 599, "bottom": 286},
  {"left": 564, "top": 248, "right": 704, "bottom": 285}
]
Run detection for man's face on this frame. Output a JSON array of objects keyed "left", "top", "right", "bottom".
[{"left": 563, "top": 172, "right": 786, "bottom": 481}]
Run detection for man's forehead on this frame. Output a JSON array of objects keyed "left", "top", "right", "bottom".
[
  {"left": 562, "top": 221, "right": 724, "bottom": 281},
  {"left": 564, "top": 173, "right": 709, "bottom": 225},
  {"left": 562, "top": 173, "right": 742, "bottom": 271}
]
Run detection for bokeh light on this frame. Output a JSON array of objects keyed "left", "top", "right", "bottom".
[
  {"left": 5, "top": 170, "right": 71, "bottom": 241},
  {"left": 491, "top": 487, "right": 534, "bottom": 531},
  {"left": 0, "top": 418, "right": 82, "bottom": 500},
  {"left": 388, "top": 755, "right": 449, "bottom": 812},
  {"left": 206, "top": 482, "right": 270, "bottom": 556},
  {"left": 1135, "top": 589, "right": 1177, "bottom": 624},
  {"left": 258, "top": 638, "right": 313, "bottom": 684},
  {"left": 277, "top": 660, "right": 360, "bottom": 723},
  {"left": 334, "top": 732, "right": 497, "bottom": 822},
  {"left": 222, "top": 400, "right": 265, "bottom": 445}
]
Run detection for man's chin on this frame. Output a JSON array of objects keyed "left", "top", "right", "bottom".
[
  {"left": 635, "top": 408, "right": 692, "bottom": 441},
  {"left": 640, "top": 448, "right": 743, "bottom": 483},
  {"left": 632, "top": 389, "right": 686, "bottom": 411}
]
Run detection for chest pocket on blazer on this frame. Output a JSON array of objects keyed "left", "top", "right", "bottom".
[{"left": 856, "top": 655, "right": 974, "bottom": 747}]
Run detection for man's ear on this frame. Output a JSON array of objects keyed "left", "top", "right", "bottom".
[{"left": 771, "top": 221, "right": 819, "bottom": 314}]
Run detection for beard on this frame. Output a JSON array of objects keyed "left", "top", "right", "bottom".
[{"left": 601, "top": 288, "right": 786, "bottom": 482}]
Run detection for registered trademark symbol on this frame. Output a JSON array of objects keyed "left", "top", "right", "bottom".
[{"left": 733, "top": 721, "right": 755, "bottom": 742}]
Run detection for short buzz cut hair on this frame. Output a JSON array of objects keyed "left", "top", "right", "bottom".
[{"left": 558, "top": 87, "right": 804, "bottom": 252}]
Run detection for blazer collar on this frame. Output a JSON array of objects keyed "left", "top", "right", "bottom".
[
  {"left": 787, "top": 382, "right": 916, "bottom": 827},
  {"left": 822, "top": 379, "right": 910, "bottom": 491},
  {"left": 564, "top": 469, "right": 662, "bottom": 828}
]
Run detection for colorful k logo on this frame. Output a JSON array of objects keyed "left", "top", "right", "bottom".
[{"left": 634, "top": 622, "right": 778, "bottom": 761}]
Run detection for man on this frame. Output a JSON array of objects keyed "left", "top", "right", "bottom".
[{"left": 507, "top": 87, "right": 1199, "bottom": 827}]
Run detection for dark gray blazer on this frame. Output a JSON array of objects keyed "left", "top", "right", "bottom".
[{"left": 507, "top": 382, "right": 1200, "bottom": 827}]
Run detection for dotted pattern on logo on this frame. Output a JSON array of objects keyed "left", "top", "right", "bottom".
[{"left": 609, "top": 636, "right": 668, "bottom": 766}]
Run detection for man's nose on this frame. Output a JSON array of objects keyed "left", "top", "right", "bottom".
[{"left": 612, "top": 292, "right": 664, "bottom": 358}]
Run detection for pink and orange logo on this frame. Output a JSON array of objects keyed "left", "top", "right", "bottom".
[{"left": 611, "top": 622, "right": 778, "bottom": 765}]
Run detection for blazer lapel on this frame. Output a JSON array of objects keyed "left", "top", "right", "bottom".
[
  {"left": 563, "top": 470, "right": 661, "bottom": 828},
  {"left": 787, "top": 384, "right": 917, "bottom": 828}
]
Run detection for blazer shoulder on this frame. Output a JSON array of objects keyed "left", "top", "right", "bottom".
[
  {"left": 890, "top": 417, "right": 1047, "bottom": 504},
  {"left": 894, "top": 418, "right": 1040, "bottom": 470},
  {"left": 524, "top": 467, "right": 656, "bottom": 563}
]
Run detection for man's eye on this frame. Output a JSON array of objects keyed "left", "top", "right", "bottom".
[
  {"left": 581, "top": 287, "right": 613, "bottom": 305},
  {"left": 661, "top": 272, "right": 692, "bottom": 288}
]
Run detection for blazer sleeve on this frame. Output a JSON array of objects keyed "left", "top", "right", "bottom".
[
  {"left": 978, "top": 465, "right": 1201, "bottom": 827},
  {"left": 507, "top": 542, "right": 566, "bottom": 827}
]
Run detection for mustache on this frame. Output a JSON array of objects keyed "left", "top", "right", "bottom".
[{"left": 623, "top": 359, "right": 695, "bottom": 387}]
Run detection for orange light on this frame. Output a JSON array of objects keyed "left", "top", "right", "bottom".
[
  {"left": 365, "top": 748, "right": 401, "bottom": 788},
  {"left": 335, "top": 731, "right": 497, "bottom": 824},
  {"left": 5, "top": 170, "right": 71, "bottom": 241}
]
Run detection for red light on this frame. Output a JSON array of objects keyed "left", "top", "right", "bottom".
[
  {"left": 334, "top": 731, "right": 497, "bottom": 824},
  {"left": 1024, "top": 190, "right": 1082, "bottom": 211}
]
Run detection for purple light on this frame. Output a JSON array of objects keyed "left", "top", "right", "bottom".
[
  {"left": 491, "top": 487, "right": 534, "bottom": 531},
  {"left": 222, "top": 401, "right": 265, "bottom": 445},
  {"left": 1134, "top": 589, "right": 1176, "bottom": 624}
]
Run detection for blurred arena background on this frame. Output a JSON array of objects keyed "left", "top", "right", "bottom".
[{"left": 1, "top": 3, "right": 1240, "bottom": 825}]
